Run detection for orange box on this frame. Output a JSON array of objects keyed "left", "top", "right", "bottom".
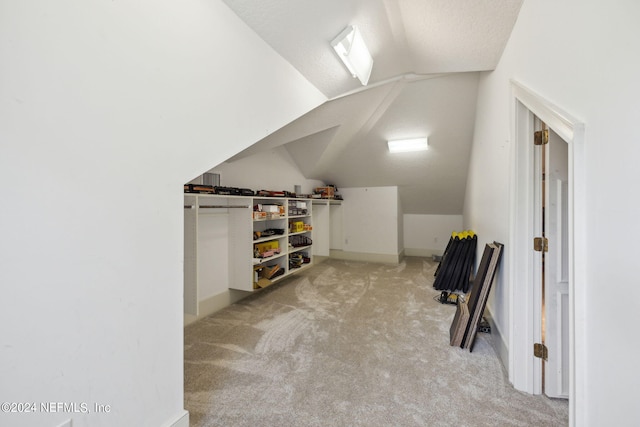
[
  {"left": 253, "top": 211, "right": 267, "bottom": 220},
  {"left": 315, "top": 186, "right": 335, "bottom": 198}
]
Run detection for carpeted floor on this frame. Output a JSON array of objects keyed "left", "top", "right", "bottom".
[{"left": 184, "top": 257, "right": 568, "bottom": 426}]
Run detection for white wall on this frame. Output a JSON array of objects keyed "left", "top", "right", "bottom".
[
  {"left": 0, "top": 1, "right": 325, "bottom": 427},
  {"left": 207, "top": 146, "right": 325, "bottom": 194},
  {"left": 403, "top": 214, "right": 464, "bottom": 257},
  {"left": 338, "top": 187, "right": 401, "bottom": 262},
  {"left": 397, "top": 189, "right": 404, "bottom": 253},
  {"left": 463, "top": 1, "right": 640, "bottom": 426}
]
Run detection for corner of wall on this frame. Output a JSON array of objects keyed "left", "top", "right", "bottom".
[
  {"left": 163, "top": 410, "right": 189, "bottom": 427},
  {"left": 482, "top": 308, "right": 509, "bottom": 372},
  {"left": 184, "top": 289, "right": 252, "bottom": 327}
]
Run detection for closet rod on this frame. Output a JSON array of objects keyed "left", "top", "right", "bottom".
[{"left": 184, "top": 205, "right": 249, "bottom": 209}]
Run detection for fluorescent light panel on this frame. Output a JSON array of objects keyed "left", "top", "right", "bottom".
[
  {"left": 331, "top": 25, "right": 373, "bottom": 85},
  {"left": 388, "top": 137, "right": 429, "bottom": 153}
]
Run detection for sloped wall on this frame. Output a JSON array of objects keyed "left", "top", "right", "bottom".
[
  {"left": 205, "top": 146, "right": 325, "bottom": 194},
  {"left": 464, "top": 1, "right": 640, "bottom": 425},
  {"left": 0, "top": 1, "right": 325, "bottom": 426}
]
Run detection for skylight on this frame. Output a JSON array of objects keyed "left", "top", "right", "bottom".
[{"left": 331, "top": 25, "right": 373, "bottom": 86}]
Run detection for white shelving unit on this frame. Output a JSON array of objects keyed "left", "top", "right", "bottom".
[
  {"left": 312, "top": 199, "right": 343, "bottom": 256},
  {"left": 184, "top": 194, "right": 314, "bottom": 307}
]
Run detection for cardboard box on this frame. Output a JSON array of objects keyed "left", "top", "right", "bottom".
[
  {"left": 290, "top": 221, "right": 304, "bottom": 233},
  {"left": 253, "top": 264, "right": 283, "bottom": 289},
  {"left": 253, "top": 266, "right": 272, "bottom": 289},
  {"left": 254, "top": 240, "right": 279, "bottom": 256},
  {"left": 315, "top": 186, "right": 335, "bottom": 198},
  {"left": 261, "top": 204, "right": 280, "bottom": 213},
  {"left": 253, "top": 211, "right": 267, "bottom": 220}
]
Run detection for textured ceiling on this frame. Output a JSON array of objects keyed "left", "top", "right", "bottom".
[{"left": 221, "top": 0, "right": 523, "bottom": 214}]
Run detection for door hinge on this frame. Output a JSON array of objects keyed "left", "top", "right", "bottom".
[
  {"left": 534, "top": 129, "right": 549, "bottom": 145},
  {"left": 534, "top": 343, "right": 548, "bottom": 360},
  {"left": 533, "top": 237, "right": 548, "bottom": 252}
]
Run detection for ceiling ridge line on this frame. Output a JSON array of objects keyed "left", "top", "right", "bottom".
[
  {"left": 328, "top": 72, "right": 451, "bottom": 102},
  {"left": 311, "top": 79, "right": 408, "bottom": 178}
]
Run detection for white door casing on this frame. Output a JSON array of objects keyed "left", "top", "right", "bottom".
[
  {"left": 545, "top": 128, "right": 570, "bottom": 399},
  {"left": 509, "top": 80, "right": 586, "bottom": 427}
]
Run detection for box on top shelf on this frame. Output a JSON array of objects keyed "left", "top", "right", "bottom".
[{"left": 314, "top": 186, "right": 337, "bottom": 199}]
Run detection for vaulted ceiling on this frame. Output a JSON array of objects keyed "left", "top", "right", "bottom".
[{"left": 222, "top": 0, "right": 524, "bottom": 214}]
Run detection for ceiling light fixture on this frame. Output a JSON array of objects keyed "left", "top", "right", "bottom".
[
  {"left": 387, "top": 137, "right": 429, "bottom": 153},
  {"left": 331, "top": 25, "right": 373, "bottom": 86}
]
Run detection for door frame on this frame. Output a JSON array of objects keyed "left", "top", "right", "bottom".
[{"left": 508, "top": 80, "right": 586, "bottom": 426}]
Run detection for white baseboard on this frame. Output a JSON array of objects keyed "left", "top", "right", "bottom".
[
  {"left": 329, "top": 249, "right": 403, "bottom": 264},
  {"left": 483, "top": 309, "right": 509, "bottom": 371},
  {"left": 163, "top": 410, "right": 188, "bottom": 427},
  {"left": 184, "top": 289, "right": 251, "bottom": 326},
  {"left": 404, "top": 248, "right": 444, "bottom": 257},
  {"left": 184, "top": 262, "right": 328, "bottom": 327},
  {"left": 184, "top": 251, "right": 409, "bottom": 328}
]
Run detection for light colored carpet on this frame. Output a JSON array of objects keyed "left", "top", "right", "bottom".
[{"left": 184, "top": 257, "right": 568, "bottom": 426}]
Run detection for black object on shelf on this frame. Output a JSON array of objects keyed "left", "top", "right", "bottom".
[
  {"left": 262, "top": 228, "right": 285, "bottom": 236},
  {"left": 289, "top": 235, "right": 312, "bottom": 248}
]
